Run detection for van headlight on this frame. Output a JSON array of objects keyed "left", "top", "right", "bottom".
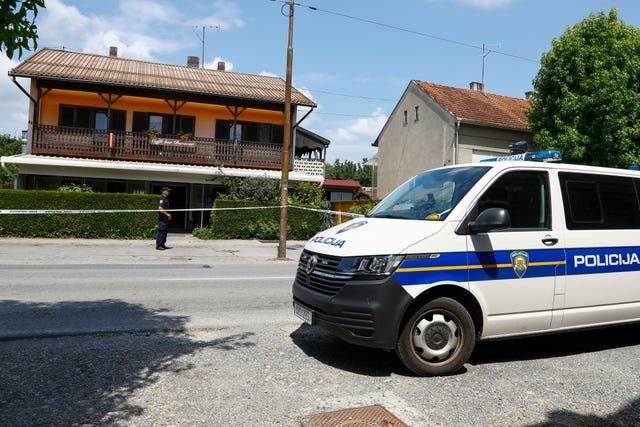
[{"left": 337, "top": 255, "right": 405, "bottom": 278}]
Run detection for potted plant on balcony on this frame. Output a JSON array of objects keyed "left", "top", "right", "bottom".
[
  {"left": 178, "top": 131, "right": 193, "bottom": 141},
  {"left": 147, "top": 130, "right": 161, "bottom": 139}
]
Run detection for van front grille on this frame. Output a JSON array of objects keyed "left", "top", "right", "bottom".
[{"left": 295, "top": 250, "right": 351, "bottom": 296}]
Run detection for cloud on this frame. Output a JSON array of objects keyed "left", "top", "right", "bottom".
[
  {"left": 37, "top": 0, "right": 184, "bottom": 60},
  {"left": 0, "top": 53, "right": 29, "bottom": 137},
  {"left": 323, "top": 108, "right": 387, "bottom": 161},
  {"left": 0, "top": 0, "right": 247, "bottom": 136},
  {"left": 35, "top": 0, "right": 245, "bottom": 61},
  {"left": 205, "top": 57, "right": 234, "bottom": 71}
]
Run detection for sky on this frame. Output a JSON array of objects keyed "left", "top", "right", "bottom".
[{"left": 2, "top": 0, "right": 640, "bottom": 162}]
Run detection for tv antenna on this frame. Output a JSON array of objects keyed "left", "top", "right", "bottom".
[
  {"left": 193, "top": 25, "right": 221, "bottom": 68},
  {"left": 472, "top": 43, "right": 501, "bottom": 88}
]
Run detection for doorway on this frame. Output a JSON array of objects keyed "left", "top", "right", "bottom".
[{"left": 152, "top": 183, "right": 188, "bottom": 231}]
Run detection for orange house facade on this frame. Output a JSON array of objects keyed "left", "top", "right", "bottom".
[{"left": 4, "top": 48, "right": 324, "bottom": 229}]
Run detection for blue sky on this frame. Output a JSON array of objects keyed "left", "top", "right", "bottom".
[{"left": 2, "top": 0, "right": 639, "bottom": 162}]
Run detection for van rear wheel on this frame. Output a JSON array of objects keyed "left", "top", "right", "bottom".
[{"left": 397, "top": 297, "right": 475, "bottom": 376}]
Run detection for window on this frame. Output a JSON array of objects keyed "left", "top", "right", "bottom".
[
  {"left": 59, "top": 105, "right": 126, "bottom": 130},
  {"left": 95, "top": 111, "right": 108, "bottom": 130},
  {"left": 560, "top": 172, "right": 640, "bottom": 229},
  {"left": 368, "top": 166, "right": 491, "bottom": 221},
  {"left": 414, "top": 106, "right": 419, "bottom": 121},
  {"left": 403, "top": 110, "right": 408, "bottom": 126},
  {"left": 149, "top": 114, "right": 163, "bottom": 132},
  {"left": 246, "top": 123, "right": 271, "bottom": 143},
  {"left": 329, "top": 191, "right": 354, "bottom": 201},
  {"left": 215, "top": 120, "right": 284, "bottom": 144},
  {"left": 476, "top": 171, "right": 550, "bottom": 230},
  {"left": 132, "top": 112, "right": 195, "bottom": 135}
]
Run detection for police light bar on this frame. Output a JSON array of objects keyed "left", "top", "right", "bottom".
[{"left": 480, "top": 150, "right": 563, "bottom": 163}]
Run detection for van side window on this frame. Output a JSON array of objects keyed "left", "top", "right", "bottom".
[
  {"left": 476, "top": 171, "right": 550, "bottom": 230},
  {"left": 560, "top": 172, "right": 640, "bottom": 229}
]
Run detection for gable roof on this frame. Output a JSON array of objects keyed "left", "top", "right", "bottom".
[
  {"left": 413, "top": 81, "right": 530, "bottom": 130},
  {"left": 9, "top": 48, "right": 316, "bottom": 108},
  {"left": 323, "top": 179, "right": 361, "bottom": 189}
]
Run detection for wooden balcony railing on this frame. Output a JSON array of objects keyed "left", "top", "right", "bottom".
[{"left": 33, "top": 125, "right": 286, "bottom": 170}]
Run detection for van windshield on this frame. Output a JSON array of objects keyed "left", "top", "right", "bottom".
[{"left": 368, "top": 166, "right": 491, "bottom": 220}]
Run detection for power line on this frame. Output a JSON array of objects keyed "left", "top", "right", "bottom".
[
  {"left": 311, "top": 111, "right": 385, "bottom": 118},
  {"left": 271, "top": 0, "right": 539, "bottom": 64},
  {"left": 305, "top": 88, "right": 395, "bottom": 102}
]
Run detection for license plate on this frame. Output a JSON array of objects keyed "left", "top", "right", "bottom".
[{"left": 294, "top": 302, "right": 313, "bottom": 325}]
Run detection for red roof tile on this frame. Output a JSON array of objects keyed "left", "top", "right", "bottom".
[
  {"left": 323, "top": 179, "right": 361, "bottom": 188},
  {"left": 414, "top": 81, "right": 530, "bottom": 130}
]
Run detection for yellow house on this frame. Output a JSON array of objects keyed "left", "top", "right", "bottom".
[{"left": 4, "top": 47, "right": 325, "bottom": 229}]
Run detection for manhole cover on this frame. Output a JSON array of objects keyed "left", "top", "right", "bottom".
[{"left": 298, "top": 404, "right": 408, "bottom": 427}]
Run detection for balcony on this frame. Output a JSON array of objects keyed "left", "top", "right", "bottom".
[{"left": 34, "top": 125, "right": 294, "bottom": 170}]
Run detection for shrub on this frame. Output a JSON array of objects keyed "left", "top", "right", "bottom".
[
  {"left": 203, "top": 199, "right": 326, "bottom": 240},
  {"left": 219, "top": 176, "right": 280, "bottom": 202},
  {"left": 0, "top": 189, "right": 157, "bottom": 238}
]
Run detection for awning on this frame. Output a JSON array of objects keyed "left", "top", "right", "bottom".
[{"left": 1, "top": 155, "right": 323, "bottom": 184}]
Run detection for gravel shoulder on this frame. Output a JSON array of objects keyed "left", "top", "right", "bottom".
[{"left": 2, "top": 321, "right": 639, "bottom": 426}]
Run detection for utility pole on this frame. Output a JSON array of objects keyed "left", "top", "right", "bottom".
[
  {"left": 278, "top": 0, "right": 295, "bottom": 259},
  {"left": 194, "top": 25, "right": 221, "bottom": 68}
]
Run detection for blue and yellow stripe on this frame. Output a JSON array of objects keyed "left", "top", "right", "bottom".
[{"left": 393, "top": 249, "right": 566, "bottom": 286}]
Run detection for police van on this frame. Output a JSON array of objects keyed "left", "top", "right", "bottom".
[{"left": 292, "top": 149, "right": 640, "bottom": 376}]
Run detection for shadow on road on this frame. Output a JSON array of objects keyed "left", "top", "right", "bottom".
[
  {"left": 528, "top": 396, "right": 640, "bottom": 426},
  {"left": 0, "top": 299, "right": 255, "bottom": 425},
  {"left": 290, "top": 324, "right": 406, "bottom": 377},
  {"left": 291, "top": 322, "right": 640, "bottom": 378},
  {"left": 470, "top": 322, "right": 640, "bottom": 365}
]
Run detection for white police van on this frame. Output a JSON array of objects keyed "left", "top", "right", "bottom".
[{"left": 292, "top": 149, "right": 640, "bottom": 376}]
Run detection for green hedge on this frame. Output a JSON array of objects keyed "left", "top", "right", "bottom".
[
  {"left": 199, "top": 199, "right": 324, "bottom": 240},
  {"left": 0, "top": 189, "right": 157, "bottom": 238}
]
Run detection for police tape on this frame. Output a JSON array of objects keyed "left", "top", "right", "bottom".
[{"left": 0, "top": 205, "right": 364, "bottom": 218}]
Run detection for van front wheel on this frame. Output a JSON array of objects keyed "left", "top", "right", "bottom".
[{"left": 397, "top": 297, "right": 475, "bottom": 376}]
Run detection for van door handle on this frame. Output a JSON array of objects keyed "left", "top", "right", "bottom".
[{"left": 542, "top": 237, "right": 559, "bottom": 246}]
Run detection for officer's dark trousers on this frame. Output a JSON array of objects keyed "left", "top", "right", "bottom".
[{"left": 156, "top": 221, "right": 169, "bottom": 247}]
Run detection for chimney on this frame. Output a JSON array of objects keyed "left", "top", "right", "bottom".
[
  {"left": 525, "top": 91, "right": 533, "bottom": 100},
  {"left": 187, "top": 56, "right": 200, "bottom": 68},
  {"left": 217, "top": 61, "right": 226, "bottom": 71},
  {"left": 109, "top": 46, "right": 118, "bottom": 57},
  {"left": 469, "top": 81, "right": 484, "bottom": 92}
]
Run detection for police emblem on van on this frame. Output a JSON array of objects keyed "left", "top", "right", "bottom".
[
  {"left": 510, "top": 250, "right": 529, "bottom": 278},
  {"left": 306, "top": 255, "right": 319, "bottom": 274}
]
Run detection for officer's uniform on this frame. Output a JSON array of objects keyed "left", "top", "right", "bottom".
[{"left": 156, "top": 189, "right": 171, "bottom": 249}]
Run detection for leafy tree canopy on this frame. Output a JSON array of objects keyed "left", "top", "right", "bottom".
[
  {"left": 527, "top": 8, "right": 640, "bottom": 168},
  {"left": 324, "top": 158, "right": 372, "bottom": 187},
  {"left": 0, "top": 0, "right": 45, "bottom": 60}
]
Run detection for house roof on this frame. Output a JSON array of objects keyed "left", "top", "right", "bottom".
[
  {"left": 323, "top": 179, "right": 361, "bottom": 189},
  {"left": 9, "top": 48, "right": 316, "bottom": 108},
  {"left": 413, "top": 81, "right": 530, "bottom": 130}
]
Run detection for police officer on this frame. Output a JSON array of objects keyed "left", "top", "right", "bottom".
[{"left": 156, "top": 186, "right": 172, "bottom": 250}]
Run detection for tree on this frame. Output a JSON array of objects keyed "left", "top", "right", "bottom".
[
  {"left": 0, "top": 134, "right": 22, "bottom": 185},
  {"left": 324, "top": 158, "right": 372, "bottom": 187},
  {"left": 0, "top": 0, "right": 45, "bottom": 60},
  {"left": 527, "top": 9, "right": 640, "bottom": 168}
]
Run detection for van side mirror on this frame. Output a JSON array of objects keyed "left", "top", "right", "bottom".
[{"left": 468, "top": 208, "right": 511, "bottom": 234}]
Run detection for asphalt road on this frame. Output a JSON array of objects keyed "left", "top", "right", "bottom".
[{"left": 1, "top": 237, "right": 639, "bottom": 426}]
